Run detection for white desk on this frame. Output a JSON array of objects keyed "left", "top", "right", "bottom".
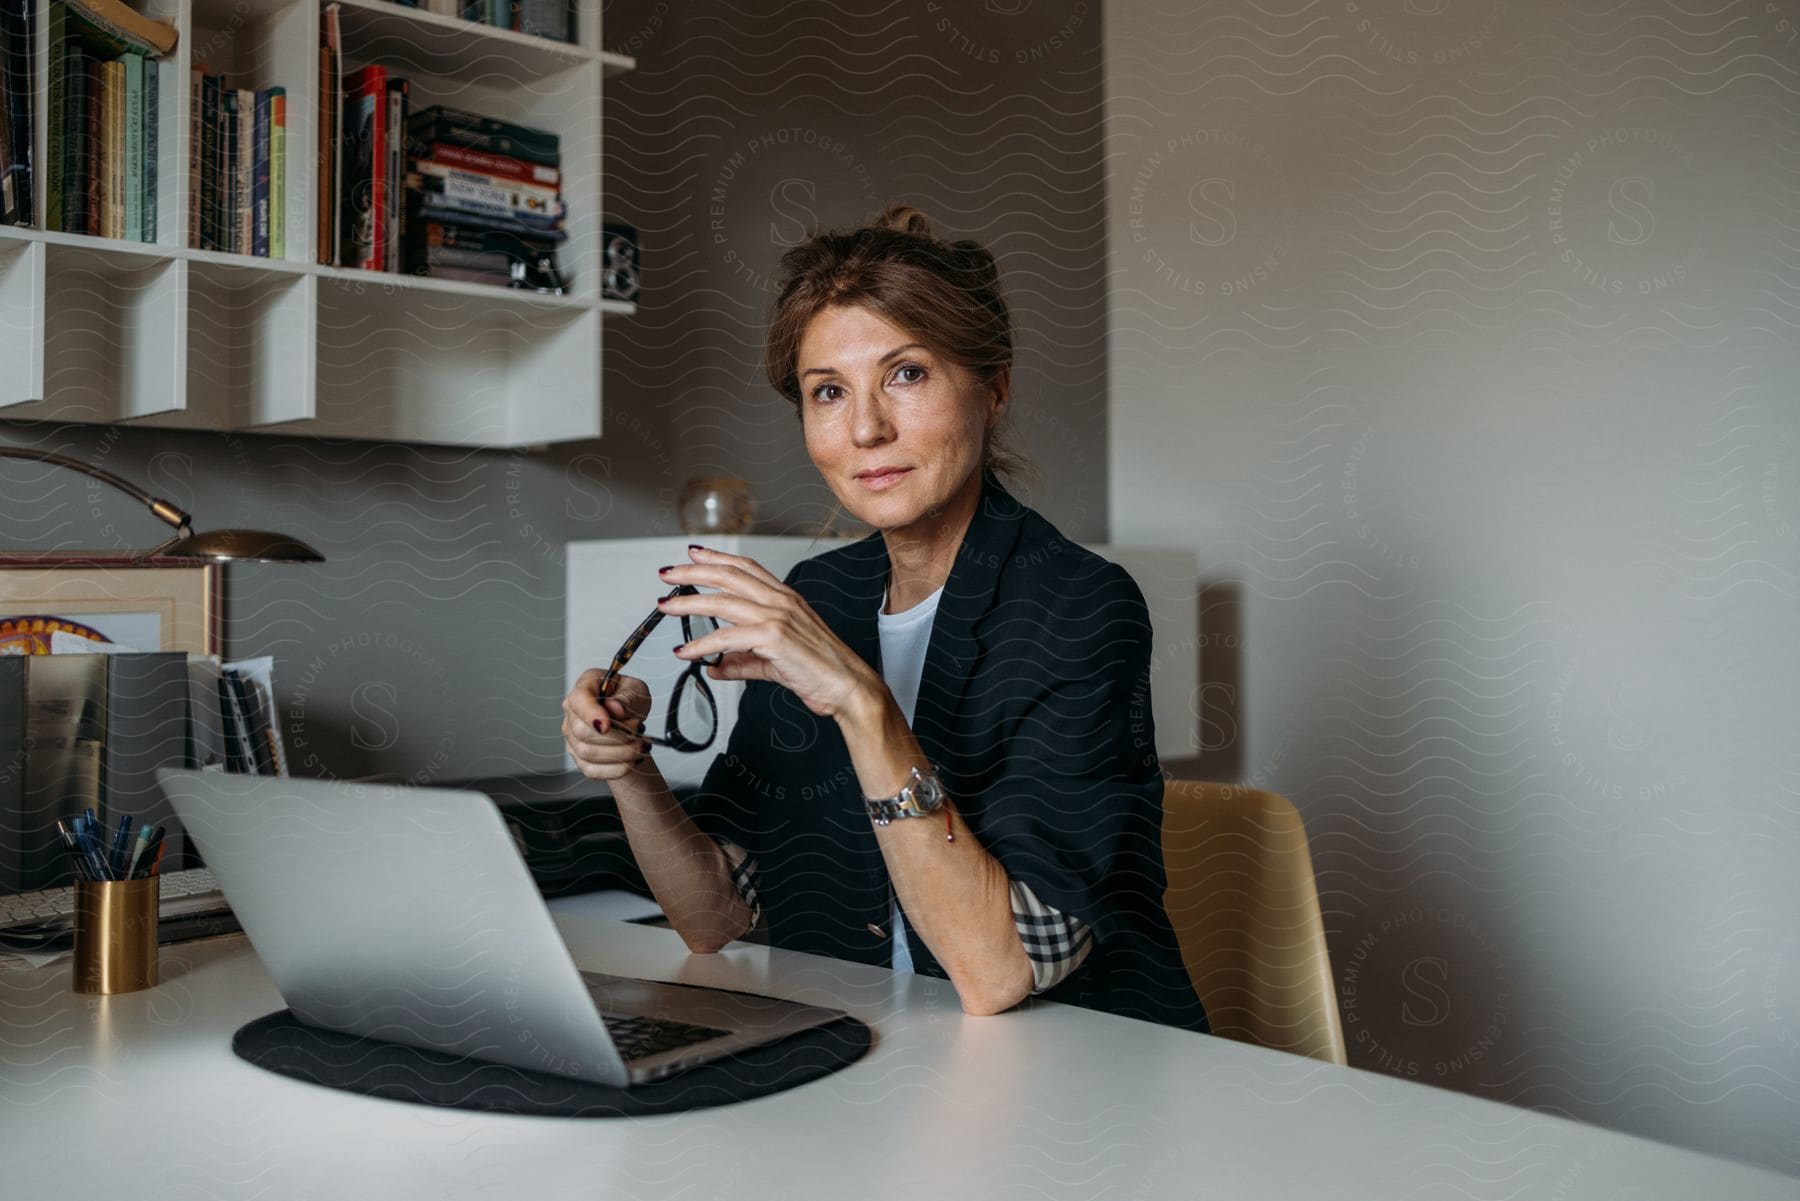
[{"left": 2, "top": 916, "right": 1795, "bottom": 1200}]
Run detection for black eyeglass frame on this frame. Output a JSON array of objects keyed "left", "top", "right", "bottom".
[{"left": 598, "top": 584, "right": 724, "bottom": 753}]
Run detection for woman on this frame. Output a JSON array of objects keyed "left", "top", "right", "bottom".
[{"left": 562, "top": 204, "right": 1208, "bottom": 1032}]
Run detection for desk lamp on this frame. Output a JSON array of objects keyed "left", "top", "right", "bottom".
[{"left": 0, "top": 447, "right": 324, "bottom": 563}]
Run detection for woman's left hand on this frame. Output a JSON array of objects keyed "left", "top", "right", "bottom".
[{"left": 657, "top": 545, "right": 878, "bottom": 720}]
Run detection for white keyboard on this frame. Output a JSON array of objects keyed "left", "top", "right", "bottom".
[{"left": 0, "top": 867, "right": 226, "bottom": 930}]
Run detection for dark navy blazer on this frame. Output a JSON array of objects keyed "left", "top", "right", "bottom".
[{"left": 686, "top": 468, "right": 1210, "bottom": 1033}]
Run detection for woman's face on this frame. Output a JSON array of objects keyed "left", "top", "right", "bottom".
[{"left": 797, "top": 304, "right": 1005, "bottom": 533}]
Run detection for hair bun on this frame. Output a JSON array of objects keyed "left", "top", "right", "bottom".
[
  {"left": 947, "top": 238, "right": 1000, "bottom": 289},
  {"left": 872, "top": 201, "right": 936, "bottom": 240}
]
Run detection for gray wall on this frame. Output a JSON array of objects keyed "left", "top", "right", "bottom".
[{"left": 1106, "top": 0, "right": 1800, "bottom": 1176}]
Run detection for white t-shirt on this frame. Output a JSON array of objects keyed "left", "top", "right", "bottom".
[{"left": 875, "top": 579, "right": 945, "bottom": 974}]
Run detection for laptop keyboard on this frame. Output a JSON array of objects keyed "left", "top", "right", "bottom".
[{"left": 601, "top": 1012, "right": 731, "bottom": 1062}]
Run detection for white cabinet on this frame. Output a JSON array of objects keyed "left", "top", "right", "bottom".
[
  {"left": 0, "top": 0, "right": 633, "bottom": 446},
  {"left": 564, "top": 536, "right": 1199, "bottom": 789}
]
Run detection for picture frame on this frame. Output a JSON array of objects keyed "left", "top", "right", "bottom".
[{"left": 0, "top": 552, "right": 223, "bottom": 657}]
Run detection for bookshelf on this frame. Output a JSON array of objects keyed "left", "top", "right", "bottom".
[{"left": 0, "top": 0, "right": 636, "bottom": 447}]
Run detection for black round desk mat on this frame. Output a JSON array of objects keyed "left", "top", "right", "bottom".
[{"left": 231, "top": 996, "right": 873, "bottom": 1117}]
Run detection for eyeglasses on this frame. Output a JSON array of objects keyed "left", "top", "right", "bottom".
[{"left": 598, "top": 584, "right": 723, "bottom": 753}]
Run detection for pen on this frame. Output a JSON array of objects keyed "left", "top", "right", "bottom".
[
  {"left": 131, "top": 828, "right": 165, "bottom": 879},
  {"left": 72, "top": 816, "right": 110, "bottom": 880},
  {"left": 108, "top": 814, "right": 134, "bottom": 878},
  {"left": 56, "top": 819, "right": 94, "bottom": 881},
  {"left": 124, "top": 824, "right": 155, "bottom": 878}
]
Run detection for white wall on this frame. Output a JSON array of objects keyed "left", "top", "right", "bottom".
[{"left": 1105, "top": 0, "right": 1800, "bottom": 1176}]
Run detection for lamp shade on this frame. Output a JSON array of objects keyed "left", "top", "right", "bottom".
[{"left": 162, "top": 528, "right": 326, "bottom": 563}]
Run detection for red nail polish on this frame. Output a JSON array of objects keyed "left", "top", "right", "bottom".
[
  {"left": 688, "top": 543, "right": 703, "bottom": 551},
  {"left": 657, "top": 564, "right": 674, "bottom": 574},
  {"left": 592, "top": 718, "right": 605, "bottom": 733},
  {"left": 672, "top": 642, "right": 685, "bottom": 654}
]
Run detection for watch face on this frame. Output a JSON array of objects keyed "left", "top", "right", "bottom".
[{"left": 915, "top": 771, "right": 944, "bottom": 809}]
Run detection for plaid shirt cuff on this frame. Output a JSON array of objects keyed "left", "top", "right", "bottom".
[
  {"left": 1009, "top": 877, "right": 1095, "bottom": 994},
  {"left": 713, "top": 836, "right": 762, "bottom": 927},
  {"left": 710, "top": 840, "right": 1091, "bottom": 990}
]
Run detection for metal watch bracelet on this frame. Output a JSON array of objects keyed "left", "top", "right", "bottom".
[{"left": 864, "top": 764, "right": 946, "bottom": 826}]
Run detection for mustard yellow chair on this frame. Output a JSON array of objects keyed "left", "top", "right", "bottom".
[{"left": 1161, "top": 780, "right": 1347, "bottom": 1065}]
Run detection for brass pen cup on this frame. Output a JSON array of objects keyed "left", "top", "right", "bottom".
[{"left": 71, "top": 875, "right": 159, "bottom": 995}]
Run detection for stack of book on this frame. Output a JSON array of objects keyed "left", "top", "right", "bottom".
[
  {"left": 188, "top": 72, "right": 287, "bottom": 256},
  {"left": 43, "top": 0, "right": 178, "bottom": 242},
  {"left": 0, "top": 0, "right": 34, "bottom": 228},
  {"left": 402, "top": 105, "right": 567, "bottom": 289}
]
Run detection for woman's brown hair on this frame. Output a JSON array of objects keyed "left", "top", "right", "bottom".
[{"left": 764, "top": 202, "right": 1039, "bottom": 499}]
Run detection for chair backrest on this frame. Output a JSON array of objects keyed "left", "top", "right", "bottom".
[{"left": 1161, "top": 780, "right": 1347, "bottom": 1065}]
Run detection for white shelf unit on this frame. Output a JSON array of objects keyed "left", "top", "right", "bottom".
[{"left": 0, "top": 0, "right": 636, "bottom": 446}]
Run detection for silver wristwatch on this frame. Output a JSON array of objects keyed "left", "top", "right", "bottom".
[{"left": 864, "top": 764, "right": 947, "bottom": 825}]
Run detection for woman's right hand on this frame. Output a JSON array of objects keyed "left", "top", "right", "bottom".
[{"left": 563, "top": 668, "right": 654, "bottom": 781}]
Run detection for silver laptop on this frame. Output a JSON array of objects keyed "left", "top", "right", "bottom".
[{"left": 153, "top": 767, "right": 847, "bottom": 1088}]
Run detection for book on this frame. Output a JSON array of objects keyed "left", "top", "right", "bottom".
[
  {"left": 415, "top": 218, "right": 561, "bottom": 256},
  {"left": 222, "top": 86, "right": 236, "bottom": 252},
  {"left": 201, "top": 71, "right": 220, "bottom": 250},
  {"left": 415, "top": 140, "right": 558, "bottom": 187},
  {"left": 406, "top": 104, "right": 557, "bottom": 167},
  {"left": 321, "top": 3, "right": 341, "bottom": 265},
  {"left": 104, "top": 58, "right": 120, "bottom": 238},
  {"left": 64, "top": 0, "right": 175, "bottom": 56},
  {"left": 408, "top": 196, "right": 567, "bottom": 241},
  {"left": 45, "top": 8, "right": 73, "bottom": 231},
  {"left": 384, "top": 75, "right": 407, "bottom": 273},
  {"left": 124, "top": 51, "right": 141, "bottom": 241},
  {"left": 224, "top": 670, "right": 277, "bottom": 775},
  {"left": 82, "top": 54, "right": 98, "bottom": 235},
  {"left": 0, "top": 0, "right": 34, "bottom": 227},
  {"left": 269, "top": 86, "right": 284, "bottom": 258},
  {"left": 217, "top": 671, "right": 251, "bottom": 773},
  {"left": 187, "top": 65, "right": 198, "bottom": 246},
  {"left": 236, "top": 86, "right": 251, "bottom": 254},
  {"left": 96, "top": 57, "right": 108, "bottom": 235},
  {"left": 64, "top": 42, "right": 88, "bottom": 234},
  {"left": 342, "top": 63, "right": 387, "bottom": 270},
  {"left": 406, "top": 168, "right": 563, "bottom": 222},
  {"left": 144, "top": 57, "right": 156, "bottom": 240},
  {"left": 418, "top": 264, "right": 514, "bottom": 286},
  {"left": 251, "top": 86, "right": 268, "bottom": 257},
  {"left": 220, "top": 656, "right": 285, "bottom": 777},
  {"left": 410, "top": 158, "right": 559, "bottom": 209},
  {"left": 420, "top": 246, "right": 515, "bottom": 271}
]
